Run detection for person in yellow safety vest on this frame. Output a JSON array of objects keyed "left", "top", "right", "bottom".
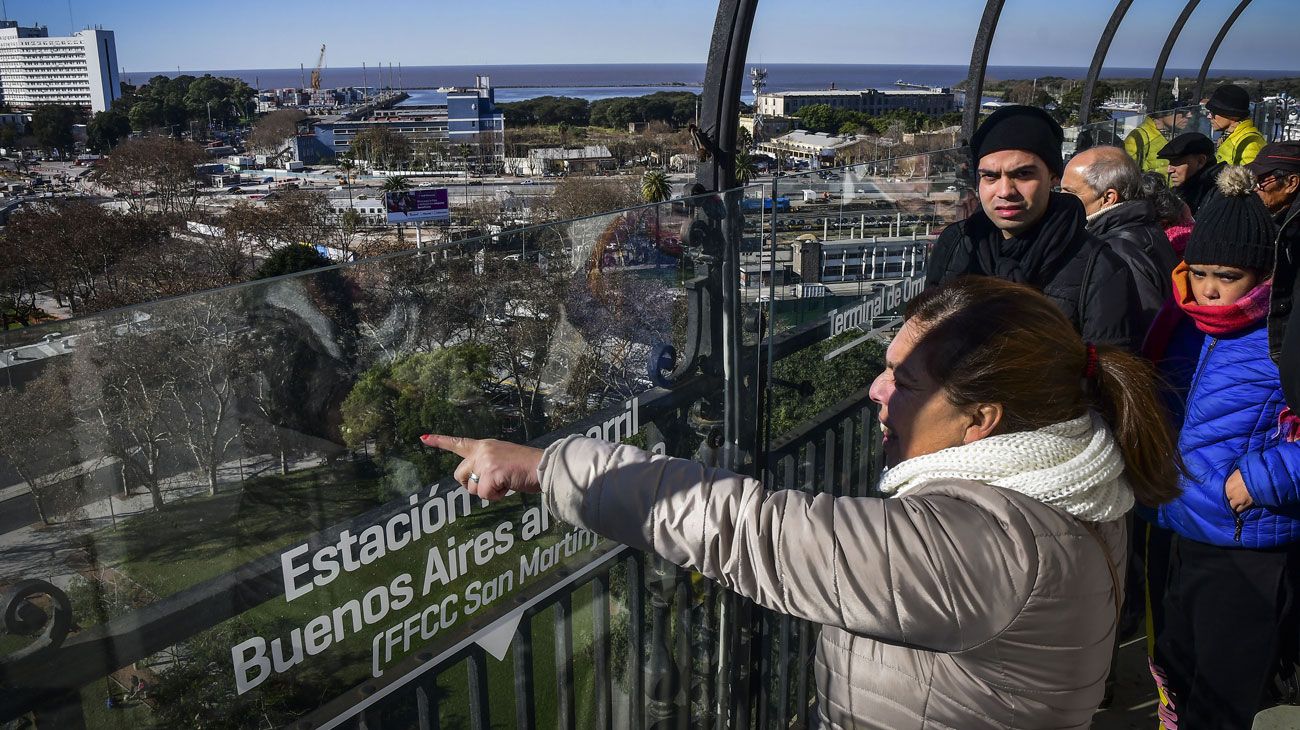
[
  {"left": 1206, "top": 83, "right": 1267, "bottom": 166},
  {"left": 1125, "top": 95, "right": 1191, "bottom": 180}
]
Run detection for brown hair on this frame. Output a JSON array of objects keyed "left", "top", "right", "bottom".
[{"left": 904, "top": 275, "right": 1181, "bottom": 507}]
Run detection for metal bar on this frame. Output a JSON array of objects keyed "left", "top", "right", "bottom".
[
  {"left": 554, "top": 594, "right": 576, "bottom": 730},
  {"left": 794, "top": 620, "right": 811, "bottom": 729},
  {"left": 1147, "top": 0, "right": 1203, "bottom": 113},
  {"left": 775, "top": 614, "right": 793, "bottom": 727},
  {"left": 756, "top": 611, "right": 773, "bottom": 730},
  {"left": 513, "top": 617, "right": 537, "bottom": 730},
  {"left": 1079, "top": 0, "right": 1136, "bottom": 125},
  {"left": 960, "top": 0, "right": 1008, "bottom": 143},
  {"left": 695, "top": 0, "right": 760, "bottom": 191},
  {"left": 840, "top": 417, "right": 856, "bottom": 497},
  {"left": 675, "top": 575, "right": 692, "bottom": 730},
  {"left": 1194, "top": 0, "right": 1254, "bottom": 103},
  {"left": 593, "top": 573, "right": 613, "bottom": 730},
  {"left": 415, "top": 674, "right": 439, "bottom": 730},
  {"left": 467, "top": 647, "right": 491, "bottom": 730},
  {"left": 822, "top": 426, "right": 838, "bottom": 497},
  {"left": 629, "top": 554, "right": 647, "bottom": 730},
  {"left": 858, "top": 405, "right": 875, "bottom": 497}
]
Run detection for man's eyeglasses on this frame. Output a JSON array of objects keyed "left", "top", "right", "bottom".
[{"left": 1256, "top": 172, "right": 1281, "bottom": 190}]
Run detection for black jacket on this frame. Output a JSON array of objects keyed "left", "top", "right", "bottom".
[
  {"left": 1086, "top": 199, "right": 1178, "bottom": 333},
  {"left": 1175, "top": 160, "right": 1225, "bottom": 216},
  {"left": 926, "top": 192, "right": 1143, "bottom": 351},
  {"left": 1268, "top": 194, "right": 1300, "bottom": 408}
]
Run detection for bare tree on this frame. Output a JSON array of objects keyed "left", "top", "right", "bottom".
[
  {"left": 69, "top": 324, "right": 178, "bottom": 511},
  {"left": 94, "top": 137, "right": 208, "bottom": 217},
  {"left": 0, "top": 372, "right": 76, "bottom": 524},
  {"left": 166, "top": 301, "right": 247, "bottom": 495},
  {"left": 246, "top": 109, "right": 306, "bottom": 155}
]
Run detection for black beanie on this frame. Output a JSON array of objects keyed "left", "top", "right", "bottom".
[
  {"left": 1184, "top": 165, "right": 1278, "bottom": 272},
  {"left": 1206, "top": 84, "right": 1251, "bottom": 119},
  {"left": 970, "top": 105, "right": 1064, "bottom": 175}
]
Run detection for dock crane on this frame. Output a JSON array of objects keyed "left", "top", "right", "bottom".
[{"left": 309, "top": 44, "right": 325, "bottom": 91}]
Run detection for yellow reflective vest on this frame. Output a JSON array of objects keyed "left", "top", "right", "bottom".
[
  {"left": 1217, "top": 119, "right": 1267, "bottom": 166},
  {"left": 1125, "top": 118, "right": 1169, "bottom": 178}
]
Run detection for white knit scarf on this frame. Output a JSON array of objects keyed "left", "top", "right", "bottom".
[{"left": 877, "top": 411, "right": 1134, "bottom": 522}]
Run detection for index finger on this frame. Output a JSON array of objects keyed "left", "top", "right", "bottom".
[{"left": 420, "top": 434, "right": 479, "bottom": 457}]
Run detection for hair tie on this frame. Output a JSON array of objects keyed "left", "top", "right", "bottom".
[{"left": 1083, "top": 342, "right": 1099, "bottom": 380}]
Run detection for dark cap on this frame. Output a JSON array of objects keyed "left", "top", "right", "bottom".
[
  {"left": 1206, "top": 84, "right": 1251, "bottom": 119},
  {"left": 1246, "top": 142, "right": 1300, "bottom": 177},
  {"left": 1156, "top": 132, "right": 1215, "bottom": 160},
  {"left": 971, "top": 105, "right": 1064, "bottom": 175}
]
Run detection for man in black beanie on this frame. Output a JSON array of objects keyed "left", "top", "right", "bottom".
[{"left": 926, "top": 105, "right": 1142, "bottom": 349}]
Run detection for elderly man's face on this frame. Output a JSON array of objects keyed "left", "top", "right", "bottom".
[
  {"left": 1257, "top": 171, "right": 1300, "bottom": 214},
  {"left": 1168, "top": 154, "right": 1208, "bottom": 187},
  {"left": 977, "top": 149, "right": 1056, "bottom": 239},
  {"left": 1060, "top": 162, "right": 1110, "bottom": 217}
]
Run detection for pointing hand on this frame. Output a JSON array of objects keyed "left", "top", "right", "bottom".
[{"left": 420, "top": 434, "right": 544, "bottom": 502}]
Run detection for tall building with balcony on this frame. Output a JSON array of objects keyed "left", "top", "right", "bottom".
[{"left": 0, "top": 21, "right": 121, "bottom": 113}]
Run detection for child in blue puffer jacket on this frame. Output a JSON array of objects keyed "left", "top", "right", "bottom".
[{"left": 1144, "top": 165, "right": 1300, "bottom": 729}]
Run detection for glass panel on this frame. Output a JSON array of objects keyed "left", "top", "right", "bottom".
[
  {"left": 0, "top": 188, "right": 745, "bottom": 728},
  {"left": 754, "top": 150, "right": 968, "bottom": 450}
]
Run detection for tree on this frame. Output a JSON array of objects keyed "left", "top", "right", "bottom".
[
  {"left": 641, "top": 169, "right": 671, "bottom": 204},
  {"left": 86, "top": 110, "right": 133, "bottom": 153},
  {"left": 737, "top": 126, "right": 754, "bottom": 152},
  {"left": 734, "top": 150, "right": 757, "bottom": 185},
  {"left": 381, "top": 175, "right": 412, "bottom": 193},
  {"left": 0, "top": 372, "right": 77, "bottom": 524},
  {"left": 255, "top": 244, "right": 332, "bottom": 279},
  {"left": 247, "top": 109, "right": 306, "bottom": 154},
  {"left": 348, "top": 127, "right": 412, "bottom": 170},
  {"left": 30, "top": 105, "right": 79, "bottom": 155},
  {"left": 69, "top": 324, "right": 178, "bottom": 511},
  {"left": 166, "top": 302, "right": 248, "bottom": 495},
  {"left": 340, "top": 346, "right": 499, "bottom": 487},
  {"left": 94, "top": 137, "right": 208, "bottom": 216},
  {"left": 0, "top": 121, "right": 21, "bottom": 149},
  {"left": 548, "top": 176, "right": 641, "bottom": 222}
]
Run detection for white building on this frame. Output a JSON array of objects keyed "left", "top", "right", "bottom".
[
  {"left": 757, "top": 130, "right": 867, "bottom": 165},
  {"left": 502, "top": 145, "right": 615, "bottom": 177},
  {"left": 755, "top": 88, "right": 955, "bottom": 118},
  {"left": 0, "top": 21, "right": 121, "bottom": 113}
]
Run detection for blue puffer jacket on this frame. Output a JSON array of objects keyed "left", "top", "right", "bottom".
[{"left": 1155, "top": 316, "right": 1300, "bottom": 547}]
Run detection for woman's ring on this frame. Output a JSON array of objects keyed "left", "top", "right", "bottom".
[{"left": 469, "top": 472, "right": 481, "bottom": 484}]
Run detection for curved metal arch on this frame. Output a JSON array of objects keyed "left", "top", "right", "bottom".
[
  {"left": 695, "top": 0, "right": 760, "bottom": 191},
  {"left": 1147, "top": 0, "right": 1202, "bottom": 112},
  {"left": 1078, "top": 0, "right": 1135, "bottom": 124},
  {"left": 1195, "top": 0, "right": 1254, "bottom": 103},
  {"left": 961, "top": 0, "right": 1008, "bottom": 144}
]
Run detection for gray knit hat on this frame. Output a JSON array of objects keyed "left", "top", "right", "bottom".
[{"left": 1184, "top": 166, "right": 1278, "bottom": 272}]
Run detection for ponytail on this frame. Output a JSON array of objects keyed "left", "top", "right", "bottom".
[
  {"left": 907, "top": 276, "right": 1183, "bottom": 510},
  {"left": 1090, "top": 346, "right": 1182, "bottom": 507}
]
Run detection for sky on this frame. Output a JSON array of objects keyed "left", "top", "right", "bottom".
[{"left": 2, "top": 0, "right": 1296, "bottom": 73}]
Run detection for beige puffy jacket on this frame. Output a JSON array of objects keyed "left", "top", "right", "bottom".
[{"left": 540, "top": 436, "right": 1126, "bottom": 730}]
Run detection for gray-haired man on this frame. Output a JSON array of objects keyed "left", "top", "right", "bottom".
[{"left": 1062, "top": 145, "right": 1178, "bottom": 330}]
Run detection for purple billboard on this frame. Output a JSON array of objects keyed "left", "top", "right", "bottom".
[{"left": 385, "top": 188, "right": 450, "bottom": 223}]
